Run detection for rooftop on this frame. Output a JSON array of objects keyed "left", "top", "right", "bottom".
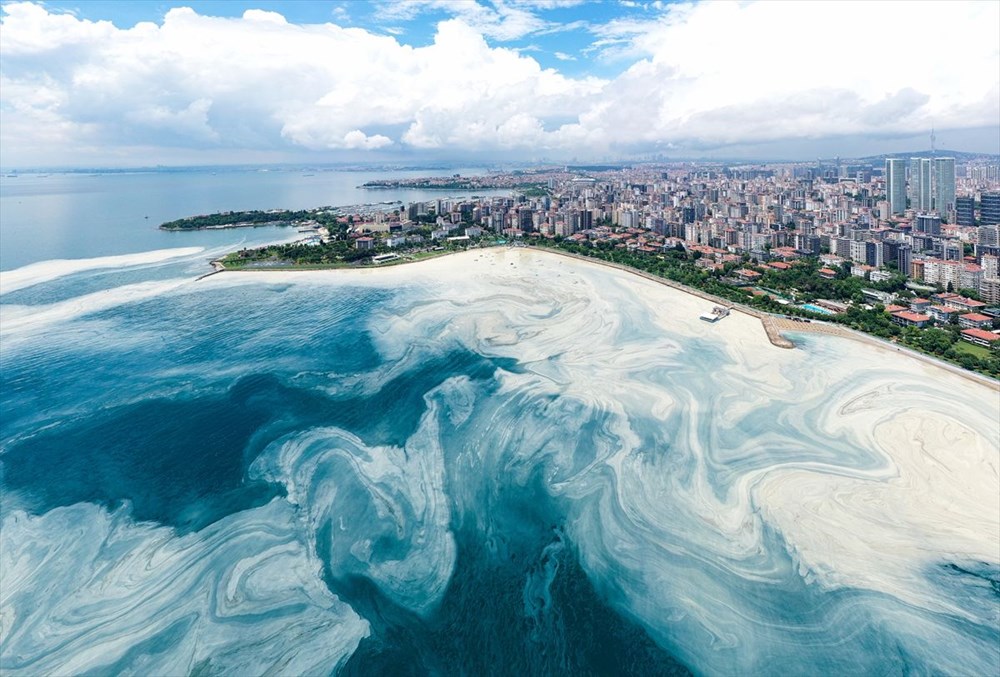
[{"left": 961, "top": 328, "right": 1000, "bottom": 342}]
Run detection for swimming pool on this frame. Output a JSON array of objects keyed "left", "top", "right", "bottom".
[{"left": 801, "top": 303, "right": 836, "bottom": 315}]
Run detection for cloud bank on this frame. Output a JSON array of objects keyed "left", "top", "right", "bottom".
[{"left": 0, "top": 1, "right": 997, "bottom": 165}]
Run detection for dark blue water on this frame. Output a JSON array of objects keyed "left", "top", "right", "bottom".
[{"left": 0, "top": 280, "right": 689, "bottom": 675}]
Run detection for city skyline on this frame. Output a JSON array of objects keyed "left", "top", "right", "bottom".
[{"left": 1, "top": 0, "right": 998, "bottom": 167}]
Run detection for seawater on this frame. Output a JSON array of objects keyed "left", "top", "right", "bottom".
[
  {"left": 1, "top": 175, "right": 998, "bottom": 676},
  {"left": 0, "top": 167, "right": 494, "bottom": 270}
]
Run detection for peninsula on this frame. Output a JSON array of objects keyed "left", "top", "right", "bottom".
[{"left": 160, "top": 209, "right": 312, "bottom": 230}]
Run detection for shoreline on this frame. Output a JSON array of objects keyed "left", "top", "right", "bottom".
[{"left": 207, "top": 246, "right": 1000, "bottom": 392}]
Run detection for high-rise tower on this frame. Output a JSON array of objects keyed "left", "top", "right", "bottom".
[
  {"left": 933, "top": 157, "right": 956, "bottom": 217},
  {"left": 909, "top": 157, "right": 933, "bottom": 211},
  {"left": 885, "top": 158, "right": 907, "bottom": 215}
]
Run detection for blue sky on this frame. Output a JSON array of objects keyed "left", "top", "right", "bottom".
[
  {"left": 31, "top": 0, "right": 649, "bottom": 77},
  {"left": 1, "top": 1, "right": 998, "bottom": 167}
]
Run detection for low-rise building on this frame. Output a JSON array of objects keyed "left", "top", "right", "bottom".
[
  {"left": 927, "top": 305, "right": 959, "bottom": 323},
  {"left": 960, "top": 328, "right": 1000, "bottom": 347},
  {"left": 851, "top": 263, "right": 876, "bottom": 278},
  {"left": 933, "top": 293, "right": 988, "bottom": 313},
  {"left": 862, "top": 288, "right": 894, "bottom": 304},
  {"left": 816, "top": 299, "right": 850, "bottom": 313},
  {"left": 958, "top": 313, "right": 994, "bottom": 329},
  {"left": 892, "top": 311, "right": 932, "bottom": 328}
]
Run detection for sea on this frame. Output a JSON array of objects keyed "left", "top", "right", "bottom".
[{"left": 1, "top": 168, "right": 998, "bottom": 676}]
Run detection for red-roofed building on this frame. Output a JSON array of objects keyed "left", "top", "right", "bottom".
[
  {"left": 927, "top": 305, "right": 959, "bottom": 322},
  {"left": 772, "top": 247, "right": 800, "bottom": 260},
  {"left": 891, "top": 311, "right": 932, "bottom": 328},
  {"left": 768, "top": 261, "right": 792, "bottom": 270},
  {"left": 737, "top": 269, "right": 762, "bottom": 281},
  {"left": 960, "top": 328, "right": 1000, "bottom": 347},
  {"left": 945, "top": 296, "right": 988, "bottom": 313},
  {"left": 851, "top": 263, "right": 876, "bottom": 278},
  {"left": 884, "top": 304, "right": 907, "bottom": 314},
  {"left": 931, "top": 292, "right": 959, "bottom": 302},
  {"left": 818, "top": 267, "right": 837, "bottom": 279},
  {"left": 697, "top": 260, "right": 725, "bottom": 272},
  {"left": 959, "top": 313, "right": 994, "bottom": 329}
]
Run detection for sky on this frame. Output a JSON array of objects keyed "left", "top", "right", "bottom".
[{"left": 1, "top": 0, "right": 998, "bottom": 168}]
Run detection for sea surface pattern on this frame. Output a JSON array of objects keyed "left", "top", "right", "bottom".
[{"left": 1, "top": 247, "right": 998, "bottom": 675}]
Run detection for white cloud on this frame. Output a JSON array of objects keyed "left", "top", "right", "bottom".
[
  {"left": 0, "top": 3, "right": 605, "bottom": 163},
  {"left": 579, "top": 0, "right": 999, "bottom": 149},
  {"left": 374, "top": 0, "right": 547, "bottom": 41},
  {"left": 0, "top": 0, "right": 996, "bottom": 166},
  {"left": 553, "top": 51, "right": 575, "bottom": 61},
  {"left": 342, "top": 130, "right": 393, "bottom": 150}
]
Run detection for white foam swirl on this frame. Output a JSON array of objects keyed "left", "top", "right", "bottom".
[
  {"left": 0, "top": 500, "right": 368, "bottom": 676},
  {"left": 0, "top": 247, "right": 204, "bottom": 295}
]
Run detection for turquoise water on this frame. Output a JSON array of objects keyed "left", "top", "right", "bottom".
[
  {"left": 0, "top": 168, "right": 495, "bottom": 270},
  {"left": 802, "top": 303, "right": 836, "bottom": 315},
  {"left": 1, "top": 174, "right": 998, "bottom": 675}
]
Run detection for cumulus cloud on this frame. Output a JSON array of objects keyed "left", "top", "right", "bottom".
[
  {"left": 0, "top": 0, "right": 996, "bottom": 166},
  {"left": 583, "top": 0, "right": 999, "bottom": 149}
]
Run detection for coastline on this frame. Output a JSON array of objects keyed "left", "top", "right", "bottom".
[{"left": 208, "top": 246, "right": 1000, "bottom": 392}]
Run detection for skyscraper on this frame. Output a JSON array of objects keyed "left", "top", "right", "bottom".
[
  {"left": 908, "top": 158, "right": 920, "bottom": 203},
  {"left": 885, "top": 158, "right": 907, "bottom": 215},
  {"left": 934, "top": 157, "right": 956, "bottom": 216},
  {"left": 918, "top": 158, "right": 932, "bottom": 211},
  {"left": 909, "top": 158, "right": 932, "bottom": 211}
]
